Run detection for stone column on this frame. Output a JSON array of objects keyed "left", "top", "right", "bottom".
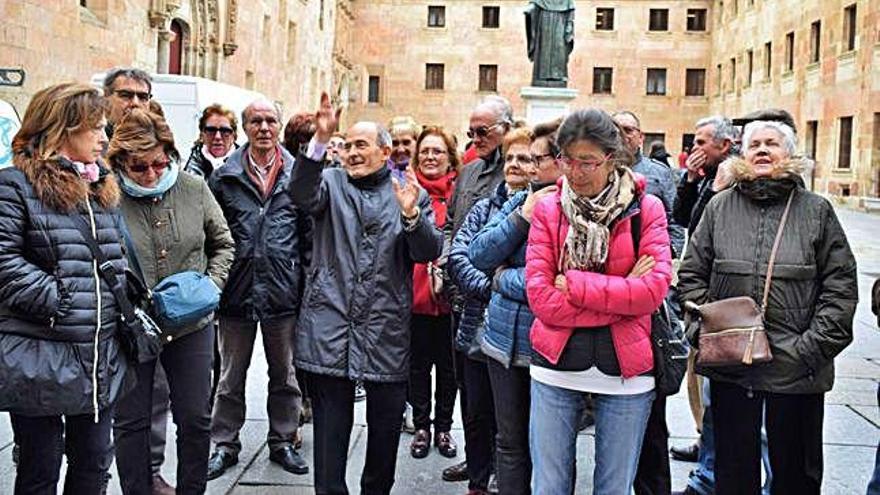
[{"left": 156, "top": 29, "right": 174, "bottom": 74}]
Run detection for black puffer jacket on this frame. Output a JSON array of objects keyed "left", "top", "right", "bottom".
[
  {"left": 208, "top": 145, "right": 309, "bottom": 321},
  {"left": 0, "top": 159, "right": 131, "bottom": 416},
  {"left": 678, "top": 160, "right": 858, "bottom": 394},
  {"left": 290, "top": 155, "right": 443, "bottom": 383}
]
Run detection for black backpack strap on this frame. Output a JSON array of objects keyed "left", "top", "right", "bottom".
[{"left": 631, "top": 203, "right": 642, "bottom": 257}]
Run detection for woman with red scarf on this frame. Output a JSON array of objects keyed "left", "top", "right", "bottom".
[{"left": 409, "top": 126, "right": 461, "bottom": 460}]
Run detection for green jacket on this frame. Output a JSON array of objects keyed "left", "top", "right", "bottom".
[
  {"left": 679, "top": 163, "right": 858, "bottom": 394},
  {"left": 118, "top": 171, "right": 235, "bottom": 340}
]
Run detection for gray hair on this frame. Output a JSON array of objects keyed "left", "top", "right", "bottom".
[
  {"left": 375, "top": 123, "right": 392, "bottom": 147},
  {"left": 475, "top": 95, "right": 514, "bottom": 127},
  {"left": 741, "top": 120, "right": 798, "bottom": 157},
  {"left": 242, "top": 98, "right": 283, "bottom": 125},
  {"left": 103, "top": 67, "right": 152, "bottom": 94},
  {"left": 695, "top": 115, "right": 738, "bottom": 144}
]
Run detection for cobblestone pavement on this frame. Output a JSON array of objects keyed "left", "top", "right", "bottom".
[{"left": 1, "top": 207, "right": 878, "bottom": 494}]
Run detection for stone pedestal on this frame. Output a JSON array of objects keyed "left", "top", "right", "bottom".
[{"left": 520, "top": 86, "right": 579, "bottom": 125}]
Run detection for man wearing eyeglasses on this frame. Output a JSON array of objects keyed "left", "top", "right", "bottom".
[
  {"left": 440, "top": 95, "right": 513, "bottom": 488},
  {"left": 102, "top": 67, "right": 152, "bottom": 138},
  {"left": 206, "top": 98, "right": 310, "bottom": 480}
]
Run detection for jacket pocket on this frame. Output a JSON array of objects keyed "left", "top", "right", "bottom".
[{"left": 709, "top": 259, "right": 753, "bottom": 300}]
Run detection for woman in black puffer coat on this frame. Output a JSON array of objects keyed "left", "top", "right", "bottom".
[{"left": 0, "top": 83, "right": 131, "bottom": 494}]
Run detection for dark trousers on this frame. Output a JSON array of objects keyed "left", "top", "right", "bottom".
[
  {"left": 309, "top": 373, "right": 407, "bottom": 495},
  {"left": 211, "top": 315, "right": 302, "bottom": 454},
  {"left": 11, "top": 408, "right": 114, "bottom": 495},
  {"left": 486, "top": 359, "right": 530, "bottom": 495},
  {"left": 634, "top": 393, "right": 671, "bottom": 495},
  {"left": 409, "top": 313, "right": 457, "bottom": 432},
  {"left": 711, "top": 380, "right": 824, "bottom": 495},
  {"left": 462, "top": 355, "right": 496, "bottom": 491},
  {"left": 150, "top": 364, "right": 170, "bottom": 475},
  {"left": 114, "top": 325, "right": 214, "bottom": 495}
]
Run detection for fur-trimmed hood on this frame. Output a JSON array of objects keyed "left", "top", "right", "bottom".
[
  {"left": 14, "top": 155, "right": 120, "bottom": 213},
  {"left": 728, "top": 156, "right": 809, "bottom": 183}
]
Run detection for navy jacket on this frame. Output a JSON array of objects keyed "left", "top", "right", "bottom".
[{"left": 469, "top": 189, "right": 535, "bottom": 368}]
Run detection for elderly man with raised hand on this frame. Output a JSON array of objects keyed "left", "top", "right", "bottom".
[
  {"left": 440, "top": 95, "right": 513, "bottom": 488},
  {"left": 290, "top": 93, "right": 443, "bottom": 495},
  {"left": 206, "top": 98, "right": 310, "bottom": 480}
]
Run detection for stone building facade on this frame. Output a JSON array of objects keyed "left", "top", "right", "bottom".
[
  {"left": 0, "top": 0, "right": 343, "bottom": 119},
  {"left": 707, "top": 0, "right": 880, "bottom": 198}
]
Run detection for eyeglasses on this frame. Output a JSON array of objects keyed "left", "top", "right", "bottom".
[
  {"left": 532, "top": 153, "right": 555, "bottom": 164},
  {"left": 466, "top": 122, "right": 503, "bottom": 139},
  {"left": 113, "top": 89, "right": 151, "bottom": 102},
  {"left": 418, "top": 148, "right": 448, "bottom": 157},
  {"left": 505, "top": 153, "right": 534, "bottom": 166},
  {"left": 556, "top": 152, "right": 611, "bottom": 170},
  {"left": 128, "top": 158, "right": 170, "bottom": 174},
  {"left": 203, "top": 126, "right": 235, "bottom": 137}
]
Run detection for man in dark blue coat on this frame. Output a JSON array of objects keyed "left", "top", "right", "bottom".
[
  {"left": 290, "top": 94, "right": 443, "bottom": 495},
  {"left": 206, "top": 99, "right": 309, "bottom": 479}
]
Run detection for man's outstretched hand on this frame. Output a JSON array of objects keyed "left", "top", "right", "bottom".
[{"left": 314, "top": 92, "right": 342, "bottom": 144}]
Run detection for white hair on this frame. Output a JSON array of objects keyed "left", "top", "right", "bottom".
[
  {"left": 742, "top": 120, "right": 797, "bottom": 157},
  {"left": 695, "top": 115, "right": 738, "bottom": 143},
  {"left": 474, "top": 95, "right": 514, "bottom": 126}
]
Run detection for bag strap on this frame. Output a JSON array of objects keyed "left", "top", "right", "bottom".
[
  {"left": 761, "top": 191, "right": 795, "bottom": 313},
  {"left": 69, "top": 214, "right": 139, "bottom": 324},
  {"left": 116, "top": 217, "right": 146, "bottom": 283}
]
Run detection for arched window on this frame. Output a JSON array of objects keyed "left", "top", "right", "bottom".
[{"left": 169, "top": 19, "right": 184, "bottom": 75}]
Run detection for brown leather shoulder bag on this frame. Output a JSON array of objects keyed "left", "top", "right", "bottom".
[{"left": 688, "top": 191, "right": 794, "bottom": 368}]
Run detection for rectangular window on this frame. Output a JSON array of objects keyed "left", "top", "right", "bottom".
[
  {"left": 479, "top": 64, "right": 498, "bottom": 91},
  {"left": 687, "top": 9, "right": 707, "bottom": 31},
  {"left": 730, "top": 57, "right": 736, "bottom": 88},
  {"left": 805, "top": 120, "right": 818, "bottom": 159},
  {"left": 784, "top": 32, "right": 794, "bottom": 72},
  {"left": 810, "top": 21, "right": 821, "bottom": 63},
  {"left": 643, "top": 133, "right": 665, "bottom": 155},
  {"left": 646, "top": 68, "right": 667, "bottom": 95},
  {"left": 746, "top": 49, "right": 754, "bottom": 86},
  {"left": 838, "top": 116, "right": 853, "bottom": 169},
  {"left": 596, "top": 8, "right": 614, "bottom": 31},
  {"left": 685, "top": 68, "right": 706, "bottom": 96},
  {"left": 649, "top": 9, "right": 669, "bottom": 31},
  {"left": 425, "top": 64, "right": 445, "bottom": 90},
  {"left": 368, "top": 75, "right": 380, "bottom": 103},
  {"left": 427, "top": 6, "right": 445, "bottom": 27},
  {"left": 843, "top": 4, "right": 857, "bottom": 51},
  {"left": 764, "top": 41, "right": 772, "bottom": 79},
  {"left": 592, "top": 67, "right": 613, "bottom": 94},
  {"left": 482, "top": 6, "right": 500, "bottom": 28}
]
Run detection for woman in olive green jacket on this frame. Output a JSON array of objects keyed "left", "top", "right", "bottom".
[{"left": 107, "top": 108, "right": 235, "bottom": 495}]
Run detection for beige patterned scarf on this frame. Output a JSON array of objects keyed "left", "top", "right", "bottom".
[{"left": 559, "top": 167, "right": 636, "bottom": 271}]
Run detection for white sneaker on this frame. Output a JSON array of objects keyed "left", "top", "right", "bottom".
[{"left": 402, "top": 402, "right": 416, "bottom": 434}]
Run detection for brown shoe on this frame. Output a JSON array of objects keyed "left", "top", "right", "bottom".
[
  {"left": 434, "top": 430, "right": 458, "bottom": 458},
  {"left": 151, "top": 474, "right": 175, "bottom": 495},
  {"left": 410, "top": 428, "right": 431, "bottom": 459}
]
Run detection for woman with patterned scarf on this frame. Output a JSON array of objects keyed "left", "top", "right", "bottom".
[{"left": 526, "top": 109, "right": 672, "bottom": 494}]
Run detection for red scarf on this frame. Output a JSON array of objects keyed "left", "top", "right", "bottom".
[
  {"left": 412, "top": 169, "right": 457, "bottom": 316},
  {"left": 416, "top": 169, "right": 457, "bottom": 227}
]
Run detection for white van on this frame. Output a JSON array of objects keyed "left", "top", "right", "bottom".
[
  {"left": 0, "top": 98, "right": 21, "bottom": 169},
  {"left": 91, "top": 73, "right": 268, "bottom": 159}
]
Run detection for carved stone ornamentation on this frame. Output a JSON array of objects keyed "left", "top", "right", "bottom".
[{"left": 224, "top": 0, "right": 238, "bottom": 56}]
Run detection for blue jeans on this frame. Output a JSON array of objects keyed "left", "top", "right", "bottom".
[
  {"left": 688, "top": 380, "right": 772, "bottom": 495},
  {"left": 529, "top": 378, "right": 653, "bottom": 495}
]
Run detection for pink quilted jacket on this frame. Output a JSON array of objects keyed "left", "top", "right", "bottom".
[{"left": 525, "top": 176, "right": 673, "bottom": 378}]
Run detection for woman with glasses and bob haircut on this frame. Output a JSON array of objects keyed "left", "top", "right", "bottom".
[
  {"left": 0, "top": 82, "right": 130, "bottom": 493},
  {"left": 184, "top": 103, "right": 239, "bottom": 180},
  {"left": 108, "top": 108, "right": 235, "bottom": 494},
  {"left": 525, "top": 108, "right": 672, "bottom": 494},
  {"left": 407, "top": 126, "right": 461, "bottom": 460}
]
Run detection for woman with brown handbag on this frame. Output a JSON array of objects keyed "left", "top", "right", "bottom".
[{"left": 678, "top": 119, "right": 858, "bottom": 495}]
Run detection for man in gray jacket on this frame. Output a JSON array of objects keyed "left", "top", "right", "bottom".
[{"left": 290, "top": 94, "right": 443, "bottom": 495}]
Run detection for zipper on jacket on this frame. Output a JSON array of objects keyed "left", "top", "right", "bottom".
[{"left": 85, "top": 200, "right": 102, "bottom": 423}]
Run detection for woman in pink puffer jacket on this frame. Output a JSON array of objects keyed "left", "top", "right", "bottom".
[{"left": 525, "top": 109, "right": 672, "bottom": 495}]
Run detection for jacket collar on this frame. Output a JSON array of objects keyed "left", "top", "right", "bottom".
[{"left": 216, "top": 143, "right": 294, "bottom": 197}]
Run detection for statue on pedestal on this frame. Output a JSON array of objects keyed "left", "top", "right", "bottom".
[{"left": 524, "top": 0, "right": 575, "bottom": 88}]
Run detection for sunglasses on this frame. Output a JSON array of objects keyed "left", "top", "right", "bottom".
[
  {"left": 128, "top": 158, "right": 170, "bottom": 174},
  {"left": 466, "top": 122, "right": 502, "bottom": 139},
  {"left": 203, "top": 126, "right": 234, "bottom": 136},
  {"left": 557, "top": 152, "right": 611, "bottom": 170},
  {"left": 113, "top": 89, "right": 151, "bottom": 102}
]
